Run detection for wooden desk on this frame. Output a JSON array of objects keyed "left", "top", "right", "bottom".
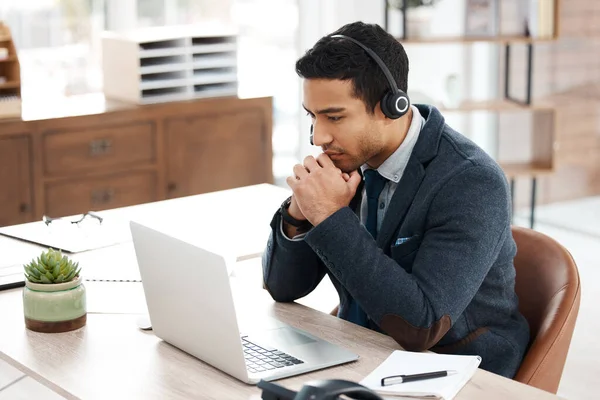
[
  {"left": 0, "top": 185, "right": 563, "bottom": 400},
  {"left": 0, "top": 279, "right": 562, "bottom": 400}
]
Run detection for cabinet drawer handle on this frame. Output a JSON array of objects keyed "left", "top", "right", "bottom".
[
  {"left": 89, "top": 138, "right": 113, "bottom": 156},
  {"left": 91, "top": 189, "right": 115, "bottom": 205},
  {"left": 19, "top": 203, "right": 30, "bottom": 213}
]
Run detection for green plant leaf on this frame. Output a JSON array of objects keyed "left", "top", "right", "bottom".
[
  {"left": 65, "top": 269, "right": 75, "bottom": 281},
  {"left": 64, "top": 265, "right": 76, "bottom": 279},
  {"left": 26, "top": 265, "right": 40, "bottom": 279},
  {"left": 52, "top": 263, "right": 61, "bottom": 278},
  {"left": 44, "top": 271, "right": 54, "bottom": 282},
  {"left": 34, "top": 262, "right": 47, "bottom": 276},
  {"left": 26, "top": 274, "right": 42, "bottom": 283},
  {"left": 54, "top": 274, "right": 65, "bottom": 283},
  {"left": 40, "top": 274, "right": 52, "bottom": 284}
]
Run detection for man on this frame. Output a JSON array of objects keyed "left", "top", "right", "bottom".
[{"left": 261, "top": 21, "right": 530, "bottom": 378}]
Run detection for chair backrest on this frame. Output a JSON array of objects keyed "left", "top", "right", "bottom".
[{"left": 512, "top": 226, "right": 581, "bottom": 394}]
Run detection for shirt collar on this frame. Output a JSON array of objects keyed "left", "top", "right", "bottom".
[{"left": 361, "top": 105, "right": 424, "bottom": 183}]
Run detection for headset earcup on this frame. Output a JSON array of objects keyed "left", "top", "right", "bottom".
[
  {"left": 394, "top": 91, "right": 410, "bottom": 117},
  {"left": 380, "top": 92, "right": 395, "bottom": 119},
  {"left": 381, "top": 91, "right": 410, "bottom": 119}
]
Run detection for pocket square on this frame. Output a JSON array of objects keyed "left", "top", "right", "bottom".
[{"left": 395, "top": 236, "right": 413, "bottom": 246}]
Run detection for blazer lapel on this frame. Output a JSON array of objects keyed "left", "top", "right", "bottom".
[
  {"left": 376, "top": 156, "right": 426, "bottom": 249},
  {"left": 374, "top": 104, "right": 446, "bottom": 249}
]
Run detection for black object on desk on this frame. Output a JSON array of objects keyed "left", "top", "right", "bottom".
[
  {"left": 381, "top": 369, "right": 457, "bottom": 386},
  {"left": 0, "top": 273, "right": 24, "bottom": 291},
  {"left": 0, "top": 263, "right": 25, "bottom": 291},
  {"left": 258, "top": 379, "right": 383, "bottom": 400}
]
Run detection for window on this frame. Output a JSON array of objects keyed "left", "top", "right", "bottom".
[
  {"left": 0, "top": 0, "right": 106, "bottom": 99},
  {"left": 1, "top": 0, "right": 301, "bottom": 182}
]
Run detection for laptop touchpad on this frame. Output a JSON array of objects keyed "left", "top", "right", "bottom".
[{"left": 255, "top": 327, "right": 317, "bottom": 347}]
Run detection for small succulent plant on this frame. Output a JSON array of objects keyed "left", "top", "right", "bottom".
[{"left": 24, "top": 248, "right": 81, "bottom": 284}]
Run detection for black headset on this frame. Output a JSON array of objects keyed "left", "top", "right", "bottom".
[{"left": 309, "top": 34, "right": 410, "bottom": 145}]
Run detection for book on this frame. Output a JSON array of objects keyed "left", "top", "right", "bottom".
[
  {"left": 359, "top": 351, "right": 481, "bottom": 399},
  {"left": 465, "top": 0, "right": 499, "bottom": 37}
]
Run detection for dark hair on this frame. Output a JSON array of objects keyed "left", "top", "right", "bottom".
[{"left": 295, "top": 21, "right": 409, "bottom": 114}]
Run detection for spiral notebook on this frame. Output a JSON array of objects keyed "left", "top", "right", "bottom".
[{"left": 360, "top": 351, "right": 481, "bottom": 400}]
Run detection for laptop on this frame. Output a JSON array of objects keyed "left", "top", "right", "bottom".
[{"left": 129, "top": 220, "right": 359, "bottom": 384}]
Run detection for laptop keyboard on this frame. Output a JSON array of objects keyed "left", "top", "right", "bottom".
[{"left": 241, "top": 337, "right": 304, "bottom": 373}]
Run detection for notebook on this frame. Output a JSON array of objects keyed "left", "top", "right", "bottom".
[{"left": 359, "top": 351, "right": 481, "bottom": 400}]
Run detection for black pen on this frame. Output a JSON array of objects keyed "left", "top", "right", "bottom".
[{"left": 381, "top": 370, "right": 458, "bottom": 386}]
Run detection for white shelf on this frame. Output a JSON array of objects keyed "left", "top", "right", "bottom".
[
  {"left": 191, "top": 43, "right": 237, "bottom": 54},
  {"left": 139, "top": 62, "right": 189, "bottom": 75},
  {"left": 193, "top": 85, "right": 238, "bottom": 99},
  {"left": 140, "top": 90, "right": 191, "bottom": 105},
  {"left": 139, "top": 47, "right": 189, "bottom": 59},
  {"left": 139, "top": 70, "right": 189, "bottom": 90},
  {"left": 102, "top": 25, "right": 239, "bottom": 104},
  {"left": 192, "top": 69, "right": 237, "bottom": 86},
  {"left": 192, "top": 53, "right": 237, "bottom": 69}
]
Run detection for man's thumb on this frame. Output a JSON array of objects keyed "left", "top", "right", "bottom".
[{"left": 347, "top": 170, "right": 362, "bottom": 191}]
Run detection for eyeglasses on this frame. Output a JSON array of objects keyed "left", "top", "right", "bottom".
[{"left": 43, "top": 211, "right": 104, "bottom": 227}]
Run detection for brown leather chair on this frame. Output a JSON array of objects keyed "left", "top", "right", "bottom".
[{"left": 512, "top": 226, "right": 581, "bottom": 394}]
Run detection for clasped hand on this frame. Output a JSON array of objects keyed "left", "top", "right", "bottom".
[{"left": 286, "top": 154, "right": 362, "bottom": 226}]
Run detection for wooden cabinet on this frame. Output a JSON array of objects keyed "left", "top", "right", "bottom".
[
  {"left": 45, "top": 171, "right": 157, "bottom": 217},
  {"left": 166, "top": 110, "right": 268, "bottom": 197},
  {"left": 0, "top": 95, "right": 272, "bottom": 227},
  {"left": 42, "top": 122, "right": 156, "bottom": 176},
  {"left": 0, "top": 136, "right": 33, "bottom": 226}
]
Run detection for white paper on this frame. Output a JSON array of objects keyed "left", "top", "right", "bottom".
[
  {"left": 360, "top": 351, "right": 481, "bottom": 400},
  {"left": 0, "top": 214, "right": 131, "bottom": 254}
]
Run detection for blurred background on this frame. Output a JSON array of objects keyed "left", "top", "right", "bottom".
[{"left": 0, "top": 1, "right": 598, "bottom": 398}]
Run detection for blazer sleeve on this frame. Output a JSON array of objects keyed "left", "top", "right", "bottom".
[
  {"left": 303, "top": 164, "right": 512, "bottom": 351},
  {"left": 262, "top": 211, "right": 327, "bottom": 302}
]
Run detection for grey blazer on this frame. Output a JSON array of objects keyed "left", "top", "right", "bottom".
[{"left": 262, "top": 104, "right": 530, "bottom": 378}]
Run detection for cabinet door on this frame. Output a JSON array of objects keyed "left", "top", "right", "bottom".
[
  {"left": 0, "top": 136, "right": 33, "bottom": 227},
  {"left": 165, "top": 110, "right": 269, "bottom": 197}
]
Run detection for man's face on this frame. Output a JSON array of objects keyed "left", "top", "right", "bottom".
[{"left": 303, "top": 78, "right": 385, "bottom": 173}]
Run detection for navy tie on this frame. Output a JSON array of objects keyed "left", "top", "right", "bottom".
[
  {"left": 346, "top": 169, "right": 387, "bottom": 327},
  {"left": 363, "top": 169, "right": 388, "bottom": 239}
]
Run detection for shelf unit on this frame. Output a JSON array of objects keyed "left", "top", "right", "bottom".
[
  {"left": 0, "top": 21, "right": 21, "bottom": 119},
  {"left": 384, "top": 0, "right": 561, "bottom": 229},
  {"left": 102, "top": 25, "right": 238, "bottom": 105}
]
